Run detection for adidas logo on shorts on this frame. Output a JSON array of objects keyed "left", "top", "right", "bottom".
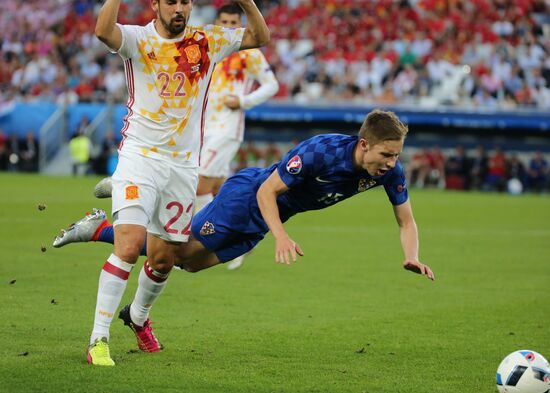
[{"left": 200, "top": 221, "right": 215, "bottom": 236}]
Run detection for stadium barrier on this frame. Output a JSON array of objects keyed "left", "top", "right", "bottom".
[
  {"left": 3, "top": 103, "right": 550, "bottom": 140},
  {"left": 2, "top": 103, "right": 550, "bottom": 171}
]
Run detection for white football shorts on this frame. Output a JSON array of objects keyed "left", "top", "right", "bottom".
[
  {"left": 112, "top": 152, "right": 199, "bottom": 242},
  {"left": 199, "top": 136, "right": 241, "bottom": 178}
]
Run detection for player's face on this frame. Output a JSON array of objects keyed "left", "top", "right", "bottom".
[
  {"left": 215, "top": 12, "right": 242, "bottom": 28},
  {"left": 153, "top": 0, "right": 193, "bottom": 37},
  {"left": 357, "top": 138, "right": 404, "bottom": 177}
]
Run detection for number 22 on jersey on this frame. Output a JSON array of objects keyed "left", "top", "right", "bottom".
[{"left": 157, "top": 72, "right": 187, "bottom": 97}]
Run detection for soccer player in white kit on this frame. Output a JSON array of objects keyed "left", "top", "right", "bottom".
[
  {"left": 90, "top": 4, "right": 278, "bottom": 268},
  {"left": 197, "top": 4, "right": 278, "bottom": 206},
  {"left": 88, "top": 0, "right": 270, "bottom": 366},
  {"left": 196, "top": 4, "right": 279, "bottom": 269}
]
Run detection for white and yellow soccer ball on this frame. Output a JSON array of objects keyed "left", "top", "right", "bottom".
[{"left": 496, "top": 350, "right": 550, "bottom": 392}]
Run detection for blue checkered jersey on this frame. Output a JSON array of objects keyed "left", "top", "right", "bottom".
[
  {"left": 223, "top": 134, "right": 408, "bottom": 233},
  {"left": 274, "top": 134, "right": 408, "bottom": 221}
]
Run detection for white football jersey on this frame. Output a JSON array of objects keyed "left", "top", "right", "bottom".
[
  {"left": 204, "top": 49, "right": 277, "bottom": 142},
  {"left": 115, "top": 22, "right": 244, "bottom": 167}
]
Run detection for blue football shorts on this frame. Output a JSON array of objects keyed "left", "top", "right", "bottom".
[{"left": 191, "top": 170, "right": 268, "bottom": 263}]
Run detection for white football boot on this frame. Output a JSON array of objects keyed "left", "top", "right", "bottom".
[{"left": 53, "top": 208, "right": 107, "bottom": 248}]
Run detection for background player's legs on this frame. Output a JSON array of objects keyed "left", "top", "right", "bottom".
[
  {"left": 196, "top": 138, "right": 239, "bottom": 212},
  {"left": 210, "top": 177, "right": 225, "bottom": 196},
  {"left": 195, "top": 175, "right": 225, "bottom": 212}
]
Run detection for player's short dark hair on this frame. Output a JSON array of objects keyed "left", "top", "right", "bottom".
[
  {"left": 217, "top": 3, "right": 243, "bottom": 17},
  {"left": 359, "top": 109, "right": 408, "bottom": 145}
]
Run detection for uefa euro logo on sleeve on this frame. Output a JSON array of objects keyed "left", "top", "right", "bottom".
[{"left": 286, "top": 155, "right": 302, "bottom": 175}]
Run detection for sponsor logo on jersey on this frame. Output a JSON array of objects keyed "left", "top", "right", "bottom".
[
  {"left": 125, "top": 185, "right": 139, "bottom": 200},
  {"left": 147, "top": 51, "right": 157, "bottom": 61},
  {"left": 200, "top": 221, "right": 215, "bottom": 236},
  {"left": 286, "top": 155, "right": 302, "bottom": 175},
  {"left": 358, "top": 179, "right": 377, "bottom": 192},
  {"left": 315, "top": 176, "right": 332, "bottom": 183},
  {"left": 184, "top": 44, "right": 201, "bottom": 64},
  {"left": 318, "top": 192, "right": 344, "bottom": 205}
]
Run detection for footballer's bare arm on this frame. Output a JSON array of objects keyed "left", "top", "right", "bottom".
[
  {"left": 235, "top": 0, "right": 270, "bottom": 50},
  {"left": 95, "top": 0, "right": 123, "bottom": 51},
  {"left": 257, "top": 170, "right": 303, "bottom": 264},
  {"left": 393, "top": 200, "right": 435, "bottom": 280}
]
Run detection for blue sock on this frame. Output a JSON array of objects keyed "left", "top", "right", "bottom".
[
  {"left": 97, "top": 226, "right": 147, "bottom": 256},
  {"left": 96, "top": 225, "right": 114, "bottom": 245}
]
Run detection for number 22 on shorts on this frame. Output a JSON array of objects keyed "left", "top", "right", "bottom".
[{"left": 164, "top": 201, "right": 193, "bottom": 235}]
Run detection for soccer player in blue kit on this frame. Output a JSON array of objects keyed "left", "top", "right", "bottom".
[{"left": 54, "top": 109, "right": 434, "bottom": 280}]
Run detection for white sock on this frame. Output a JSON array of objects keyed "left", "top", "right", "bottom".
[
  {"left": 90, "top": 254, "right": 133, "bottom": 344},
  {"left": 129, "top": 261, "right": 169, "bottom": 327},
  {"left": 194, "top": 193, "right": 213, "bottom": 214}
]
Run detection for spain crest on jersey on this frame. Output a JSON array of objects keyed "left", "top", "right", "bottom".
[
  {"left": 184, "top": 44, "right": 201, "bottom": 64},
  {"left": 125, "top": 185, "right": 139, "bottom": 200},
  {"left": 200, "top": 221, "right": 215, "bottom": 236},
  {"left": 286, "top": 155, "right": 302, "bottom": 175}
]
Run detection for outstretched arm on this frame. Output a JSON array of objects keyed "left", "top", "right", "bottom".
[
  {"left": 95, "top": 0, "right": 123, "bottom": 51},
  {"left": 393, "top": 200, "right": 435, "bottom": 280},
  {"left": 225, "top": 52, "right": 279, "bottom": 110},
  {"left": 224, "top": 73, "right": 279, "bottom": 110},
  {"left": 257, "top": 170, "right": 304, "bottom": 264},
  {"left": 235, "top": 0, "right": 270, "bottom": 50}
]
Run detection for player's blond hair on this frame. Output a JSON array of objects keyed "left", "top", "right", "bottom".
[{"left": 358, "top": 109, "right": 408, "bottom": 146}]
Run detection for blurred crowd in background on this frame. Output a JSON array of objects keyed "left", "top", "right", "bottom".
[
  {"left": 403, "top": 145, "right": 548, "bottom": 193},
  {"left": 1, "top": 124, "right": 548, "bottom": 194},
  {"left": 0, "top": 0, "right": 549, "bottom": 194},
  {"left": 1, "top": 0, "right": 550, "bottom": 108}
]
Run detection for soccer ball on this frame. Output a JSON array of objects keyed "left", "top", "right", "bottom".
[
  {"left": 507, "top": 178, "right": 523, "bottom": 195},
  {"left": 496, "top": 350, "right": 550, "bottom": 392}
]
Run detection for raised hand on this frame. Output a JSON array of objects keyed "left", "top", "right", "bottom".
[{"left": 224, "top": 94, "right": 241, "bottom": 110}]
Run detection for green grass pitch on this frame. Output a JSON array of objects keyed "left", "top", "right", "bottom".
[{"left": 0, "top": 173, "right": 549, "bottom": 392}]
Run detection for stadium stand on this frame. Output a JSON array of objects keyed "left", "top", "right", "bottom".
[
  {"left": 0, "top": 0, "right": 548, "bottom": 192},
  {"left": 1, "top": 0, "right": 549, "bottom": 108}
]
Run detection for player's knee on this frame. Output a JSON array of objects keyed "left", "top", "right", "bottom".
[
  {"left": 147, "top": 256, "right": 175, "bottom": 274},
  {"left": 115, "top": 244, "right": 142, "bottom": 263}
]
